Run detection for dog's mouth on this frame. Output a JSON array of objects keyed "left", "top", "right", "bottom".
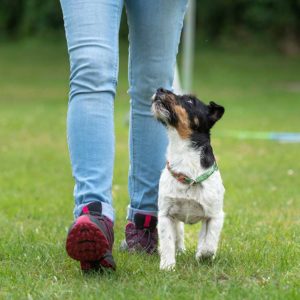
[{"left": 151, "top": 88, "right": 176, "bottom": 124}]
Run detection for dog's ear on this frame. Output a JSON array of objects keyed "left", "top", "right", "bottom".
[{"left": 208, "top": 101, "right": 224, "bottom": 126}]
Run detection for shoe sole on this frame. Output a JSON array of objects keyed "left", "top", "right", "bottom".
[{"left": 66, "top": 215, "right": 109, "bottom": 263}]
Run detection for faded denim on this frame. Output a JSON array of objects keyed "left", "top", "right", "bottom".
[{"left": 60, "top": 0, "right": 188, "bottom": 221}]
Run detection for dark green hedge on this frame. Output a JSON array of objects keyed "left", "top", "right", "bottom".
[
  {"left": 198, "top": 0, "right": 300, "bottom": 40},
  {"left": 0, "top": 0, "right": 62, "bottom": 38},
  {"left": 1, "top": 0, "right": 299, "bottom": 47}
]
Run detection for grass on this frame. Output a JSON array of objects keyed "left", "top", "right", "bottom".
[{"left": 0, "top": 38, "right": 299, "bottom": 300}]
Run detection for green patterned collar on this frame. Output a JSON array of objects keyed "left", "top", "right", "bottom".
[{"left": 166, "top": 161, "right": 218, "bottom": 186}]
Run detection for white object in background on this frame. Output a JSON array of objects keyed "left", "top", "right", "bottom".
[
  {"left": 182, "top": 0, "right": 196, "bottom": 93},
  {"left": 173, "top": 64, "right": 183, "bottom": 94}
]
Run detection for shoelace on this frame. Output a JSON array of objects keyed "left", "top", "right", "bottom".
[{"left": 135, "top": 228, "right": 155, "bottom": 252}]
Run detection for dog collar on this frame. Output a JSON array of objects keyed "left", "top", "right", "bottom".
[{"left": 166, "top": 161, "right": 218, "bottom": 186}]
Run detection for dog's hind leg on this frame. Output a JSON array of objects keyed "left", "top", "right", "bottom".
[
  {"left": 158, "top": 215, "right": 176, "bottom": 270},
  {"left": 196, "top": 212, "right": 224, "bottom": 260},
  {"left": 175, "top": 221, "right": 185, "bottom": 254}
]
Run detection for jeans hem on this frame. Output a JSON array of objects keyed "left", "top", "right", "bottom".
[
  {"left": 74, "top": 201, "right": 115, "bottom": 222},
  {"left": 126, "top": 205, "right": 158, "bottom": 222}
]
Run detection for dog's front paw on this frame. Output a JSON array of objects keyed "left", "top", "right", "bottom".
[
  {"left": 160, "top": 260, "right": 176, "bottom": 271},
  {"left": 195, "top": 247, "right": 216, "bottom": 261},
  {"left": 177, "top": 246, "right": 186, "bottom": 255}
]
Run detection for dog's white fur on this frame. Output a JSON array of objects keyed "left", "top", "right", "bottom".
[{"left": 158, "top": 128, "right": 225, "bottom": 270}]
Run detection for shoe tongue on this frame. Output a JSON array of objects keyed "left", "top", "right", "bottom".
[
  {"left": 81, "top": 202, "right": 102, "bottom": 216},
  {"left": 134, "top": 213, "right": 157, "bottom": 231}
]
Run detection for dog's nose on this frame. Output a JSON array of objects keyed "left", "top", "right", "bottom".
[{"left": 157, "top": 88, "right": 168, "bottom": 94}]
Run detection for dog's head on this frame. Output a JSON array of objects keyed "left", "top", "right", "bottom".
[{"left": 152, "top": 88, "right": 225, "bottom": 140}]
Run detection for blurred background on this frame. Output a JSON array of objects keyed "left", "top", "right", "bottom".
[{"left": 1, "top": 0, "right": 300, "bottom": 54}]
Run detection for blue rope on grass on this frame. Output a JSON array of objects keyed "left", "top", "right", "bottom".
[{"left": 219, "top": 131, "right": 300, "bottom": 143}]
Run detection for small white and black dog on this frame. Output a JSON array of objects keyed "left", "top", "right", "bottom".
[{"left": 152, "top": 88, "right": 225, "bottom": 270}]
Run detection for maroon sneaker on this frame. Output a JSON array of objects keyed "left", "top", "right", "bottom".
[
  {"left": 120, "top": 213, "right": 158, "bottom": 254},
  {"left": 66, "top": 202, "right": 116, "bottom": 272}
]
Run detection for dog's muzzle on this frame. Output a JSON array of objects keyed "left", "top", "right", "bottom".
[{"left": 152, "top": 88, "right": 169, "bottom": 103}]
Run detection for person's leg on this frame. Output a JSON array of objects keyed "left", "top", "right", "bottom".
[
  {"left": 60, "top": 0, "right": 123, "bottom": 270},
  {"left": 125, "top": 0, "right": 188, "bottom": 220},
  {"left": 60, "top": 0, "right": 123, "bottom": 221}
]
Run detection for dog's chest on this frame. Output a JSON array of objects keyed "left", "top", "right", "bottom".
[
  {"left": 159, "top": 166, "right": 225, "bottom": 222},
  {"left": 167, "top": 198, "right": 204, "bottom": 224}
]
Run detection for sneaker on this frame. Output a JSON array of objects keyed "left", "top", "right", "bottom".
[
  {"left": 66, "top": 202, "right": 116, "bottom": 272},
  {"left": 120, "top": 213, "right": 158, "bottom": 254}
]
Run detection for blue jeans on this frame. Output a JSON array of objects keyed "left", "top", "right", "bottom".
[{"left": 60, "top": 0, "right": 188, "bottom": 222}]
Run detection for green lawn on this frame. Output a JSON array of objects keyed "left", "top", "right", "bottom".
[{"left": 0, "top": 39, "right": 299, "bottom": 299}]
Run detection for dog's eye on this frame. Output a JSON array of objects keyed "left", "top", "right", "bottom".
[{"left": 187, "top": 99, "right": 193, "bottom": 105}]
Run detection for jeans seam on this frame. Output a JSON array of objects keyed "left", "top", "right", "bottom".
[
  {"left": 126, "top": 1, "right": 137, "bottom": 209},
  {"left": 112, "top": 0, "right": 123, "bottom": 87}
]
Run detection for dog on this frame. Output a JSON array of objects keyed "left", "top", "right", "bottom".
[{"left": 152, "top": 88, "right": 225, "bottom": 270}]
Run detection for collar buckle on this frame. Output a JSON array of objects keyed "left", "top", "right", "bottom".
[{"left": 189, "top": 180, "right": 196, "bottom": 186}]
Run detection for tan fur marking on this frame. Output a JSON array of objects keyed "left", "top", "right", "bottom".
[
  {"left": 165, "top": 94, "right": 177, "bottom": 104},
  {"left": 174, "top": 105, "right": 192, "bottom": 139},
  {"left": 194, "top": 117, "right": 199, "bottom": 126}
]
